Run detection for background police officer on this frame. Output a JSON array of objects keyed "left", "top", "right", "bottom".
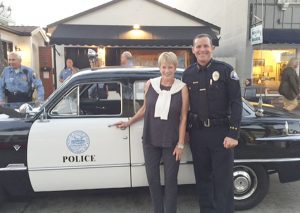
[
  {"left": 59, "top": 58, "right": 78, "bottom": 83},
  {"left": 182, "top": 34, "right": 242, "bottom": 213},
  {"left": 0, "top": 52, "right": 44, "bottom": 106}
]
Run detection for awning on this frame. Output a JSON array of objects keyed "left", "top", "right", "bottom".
[
  {"left": 263, "top": 29, "right": 300, "bottom": 44},
  {"left": 49, "top": 24, "right": 219, "bottom": 47}
]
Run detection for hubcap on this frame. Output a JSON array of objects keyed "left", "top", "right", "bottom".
[{"left": 233, "top": 165, "right": 258, "bottom": 200}]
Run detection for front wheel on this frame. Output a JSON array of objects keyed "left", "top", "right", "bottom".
[{"left": 234, "top": 164, "right": 269, "bottom": 210}]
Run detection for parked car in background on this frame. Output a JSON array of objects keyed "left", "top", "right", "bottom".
[{"left": 1, "top": 67, "right": 300, "bottom": 210}]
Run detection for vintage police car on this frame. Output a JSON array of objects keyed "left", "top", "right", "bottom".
[{"left": 1, "top": 67, "right": 300, "bottom": 210}]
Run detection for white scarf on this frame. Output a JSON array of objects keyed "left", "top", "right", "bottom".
[{"left": 150, "top": 76, "right": 185, "bottom": 120}]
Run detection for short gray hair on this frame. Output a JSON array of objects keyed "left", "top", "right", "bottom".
[
  {"left": 121, "top": 51, "right": 132, "bottom": 59},
  {"left": 286, "top": 57, "right": 299, "bottom": 68},
  {"left": 9, "top": 52, "right": 22, "bottom": 60}
]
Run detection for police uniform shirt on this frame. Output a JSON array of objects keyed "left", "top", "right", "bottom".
[
  {"left": 182, "top": 59, "right": 242, "bottom": 139},
  {"left": 0, "top": 65, "right": 45, "bottom": 102},
  {"left": 59, "top": 68, "right": 73, "bottom": 81}
]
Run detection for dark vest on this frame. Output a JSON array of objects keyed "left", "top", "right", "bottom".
[{"left": 142, "top": 84, "right": 182, "bottom": 147}]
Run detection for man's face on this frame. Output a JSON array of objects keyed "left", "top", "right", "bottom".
[
  {"left": 192, "top": 37, "right": 214, "bottom": 65},
  {"left": 66, "top": 59, "right": 73, "bottom": 68},
  {"left": 8, "top": 54, "right": 21, "bottom": 69}
]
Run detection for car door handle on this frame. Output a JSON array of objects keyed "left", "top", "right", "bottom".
[
  {"left": 96, "top": 106, "right": 106, "bottom": 109},
  {"left": 123, "top": 136, "right": 128, "bottom": 139}
]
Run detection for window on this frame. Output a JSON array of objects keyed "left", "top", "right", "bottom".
[
  {"left": 1, "top": 40, "right": 13, "bottom": 60},
  {"left": 133, "top": 81, "right": 146, "bottom": 113},
  {"left": 51, "top": 87, "right": 79, "bottom": 116},
  {"left": 50, "top": 82, "right": 122, "bottom": 117}
]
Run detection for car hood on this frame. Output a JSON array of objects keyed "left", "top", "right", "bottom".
[{"left": 258, "top": 105, "right": 300, "bottom": 118}]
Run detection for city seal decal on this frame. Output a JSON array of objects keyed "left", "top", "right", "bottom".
[{"left": 66, "top": 130, "right": 90, "bottom": 154}]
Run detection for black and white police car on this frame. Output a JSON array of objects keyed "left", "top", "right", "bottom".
[{"left": 1, "top": 67, "right": 300, "bottom": 210}]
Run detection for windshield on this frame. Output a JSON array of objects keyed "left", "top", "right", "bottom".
[{"left": 40, "top": 77, "right": 72, "bottom": 109}]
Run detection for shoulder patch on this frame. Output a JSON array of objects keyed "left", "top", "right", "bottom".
[{"left": 230, "top": 70, "right": 239, "bottom": 80}]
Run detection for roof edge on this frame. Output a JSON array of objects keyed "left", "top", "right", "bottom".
[
  {"left": 47, "top": 0, "right": 220, "bottom": 32},
  {"left": 47, "top": 0, "right": 122, "bottom": 27},
  {"left": 0, "top": 25, "right": 32, "bottom": 36}
]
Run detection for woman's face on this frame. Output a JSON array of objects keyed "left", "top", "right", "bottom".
[{"left": 160, "top": 63, "right": 176, "bottom": 79}]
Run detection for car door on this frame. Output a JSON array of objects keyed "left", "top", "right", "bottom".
[
  {"left": 27, "top": 81, "right": 131, "bottom": 192},
  {"left": 130, "top": 80, "right": 195, "bottom": 187}
]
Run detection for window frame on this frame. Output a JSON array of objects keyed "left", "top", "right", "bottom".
[
  {"left": 133, "top": 80, "right": 147, "bottom": 113},
  {"left": 48, "top": 81, "right": 123, "bottom": 118}
]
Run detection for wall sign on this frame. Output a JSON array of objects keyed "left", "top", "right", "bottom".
[{"left": 251, "top": 24, "right": 263, "bottom": 45}]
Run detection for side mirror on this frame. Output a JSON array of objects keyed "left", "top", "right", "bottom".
[{"left": 39, "top": 108, "right": 49, "bottom": 122}]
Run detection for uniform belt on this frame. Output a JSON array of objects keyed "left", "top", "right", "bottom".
[
  {"left": 188, "top": 112, "right": 228, "bottom": 129},
  {"left": 7, "top": 91, "right": 28, "bottom": 96},
  {"left": 200, "top": 118, "right": 229, "bottom": 128}
]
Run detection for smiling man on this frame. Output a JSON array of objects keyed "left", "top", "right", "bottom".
[{"left": 182, "top": 34, "right": 242, "bottom": 213}]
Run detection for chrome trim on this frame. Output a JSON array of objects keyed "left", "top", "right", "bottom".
[
  {"left": 28, "top": 163, "right": 130, "bottom": 172},
  {"left": 131, "top": 163, "right": 144, "bottom": 167},
  {"left": 133, "top": 159, "right": 300, "bottom": 165},
  {"left": 234, "top": 158, "right": 300, "bottom": 163},
  {"left": 256, "top": 135, "right": 300, "bottom": 141},
  {"left": 0, "top": 163, "right": 27, "bottom": 171},
  {"left": 131, "top": 161, "right": 193, "bottom": 167}
]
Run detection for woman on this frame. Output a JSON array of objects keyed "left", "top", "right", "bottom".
[
  {"left": 115, "top": 52, "right": 189, "bottom": 213},
  {"left": 279, "top": 57, "right": 299, "bottom": 111}
]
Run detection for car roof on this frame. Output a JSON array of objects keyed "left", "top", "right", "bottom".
[{"left": 69, "top": 66, "right": 184, "bottom": 82}]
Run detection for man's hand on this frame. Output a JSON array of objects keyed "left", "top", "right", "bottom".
[
  {"left": 0, "top": 101, "right": 5, "bottom": 107},
  {"left": 223, "top": 137, "right": 238, "bottom": 149}
]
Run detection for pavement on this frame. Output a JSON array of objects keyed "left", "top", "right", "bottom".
[{"left": 1, "top": 174, "right": 300, "bottom": 213}]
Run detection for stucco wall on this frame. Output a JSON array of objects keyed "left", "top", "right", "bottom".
[
  {"left": 174, "top": 0, "right": 252, "bottom": 81},
  {"left": 0, "top": 30, "right": 46, "bottom": 78},
  {"left": 55, "top": 45, "right": 66, "bottom": 88},
  {"left": 65, "top": 0, "right": 203, "bottom": 26}
]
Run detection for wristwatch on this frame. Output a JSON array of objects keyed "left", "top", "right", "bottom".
[{"left": 177, "top": 143, "right": 184, "bottom": 149}]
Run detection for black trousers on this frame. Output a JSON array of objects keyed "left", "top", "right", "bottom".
[
  {"left": 190, "top": 126, "right": 234, "bottom": 213},
  {"left": 143, "top": 143, "right": 180, "bottom": 213}
]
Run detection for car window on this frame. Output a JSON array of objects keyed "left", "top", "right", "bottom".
[
  {"left": 134, "top": 81, "right": 146, "bottom": 113},
  {"left": 80, "top": 82, "right": 122, "bottom": 116},
  {"left": 50, "top": 82, "right": 122, "bottom": 117},
  {"left": 50, "top": 87, "right": 79, "bottom": 116}
]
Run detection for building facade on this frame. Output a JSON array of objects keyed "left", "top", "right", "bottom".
[
  {"left": 47, "top": 0, "right": 220, "bottom": 87},
  {"left": 174, "top": 0, "right": 300, "bottom": 92}
]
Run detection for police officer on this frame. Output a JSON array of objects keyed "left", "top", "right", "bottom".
[
  {"left": 59, "top": 58, "right": 78, "bottom": 83},
  {"left": 182, "top": 34, "right": 242, "bottom": 213},
  {"left": 0, "top": 52, "right": 44, "bottom": 106}
]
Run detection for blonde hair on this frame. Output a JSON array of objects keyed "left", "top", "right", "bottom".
[{"left": 158, "top": 52, "right": 178, "bottom": 68}]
